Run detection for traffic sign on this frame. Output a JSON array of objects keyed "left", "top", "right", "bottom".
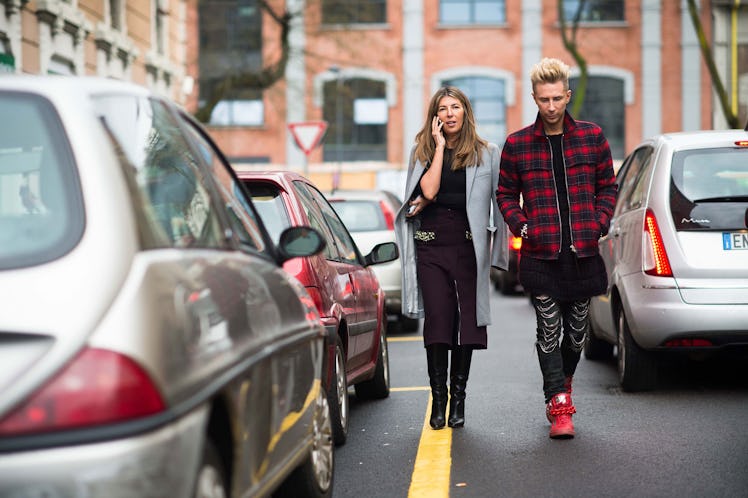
[{"left": 288, "top": 121, "right": 328, "bottom": 156}]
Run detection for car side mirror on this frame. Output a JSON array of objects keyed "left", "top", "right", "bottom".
[
  {"left": 364, "top": 242, "right": 399, "bottom": 266},
  {"left": 277, "top": 226, "right": 326, "bottom": 263}
]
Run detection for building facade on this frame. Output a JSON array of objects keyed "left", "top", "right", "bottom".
[
  {"left": 0, "top": 0, "right": 190, "bottom": 104},
  {"left": 191, "top": 0, "right": 747, "bottom": 192}
]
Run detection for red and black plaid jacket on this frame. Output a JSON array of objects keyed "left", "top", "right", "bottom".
[{"left": 497, "top": 112, "right": 617, "bottom": 260}]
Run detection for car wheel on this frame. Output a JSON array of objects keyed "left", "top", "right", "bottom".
[
  {"left": 617, "top": 306, "right": 658, "bottom": 392},
  {"left": 327, "top": 335, "right": 349, "bottom": 446},
  {"left": 194, "top": 438, "right": 228, "bottom": 498},
  {"left": 584, "top": 322, "right": 614, "bottom": 361},
  {"left": 274, "top": 388, "right": 334, "bottom": 498},
  {"left": 354, "top": 321, "right": 391, "bottom": 400}
]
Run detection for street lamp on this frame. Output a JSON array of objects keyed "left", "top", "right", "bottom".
[{"left": 329, "top": 65, "right": 343, "bottom": 192}]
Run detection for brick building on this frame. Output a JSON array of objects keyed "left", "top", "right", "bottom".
[
  {"left": 191, "top": 0, "right": 747, "bottom": 192},
  {"left": 0, "top": 0, "right": 189, "bottom": 103}
]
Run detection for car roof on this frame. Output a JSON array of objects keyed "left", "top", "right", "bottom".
[
  {"left": 0, "top": 75, "right": 150, "bottom": 99},
  {"left": 654, "top": 129, "right": 748, "bottom": 150}
]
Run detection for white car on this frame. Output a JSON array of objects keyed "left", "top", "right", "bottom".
[
  {"left": 328, "top": 189, "right": 418, "bottom": 332},
  {"left": 0, "top": 76, "right": 334, "bottom": 497},
  {"left": 587, "top": 129, "right": 748, "bottom": 391}
]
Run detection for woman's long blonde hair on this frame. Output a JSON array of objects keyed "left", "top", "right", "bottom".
[{"left": 413, "top": 86, "right": 487, "bottom": 171}]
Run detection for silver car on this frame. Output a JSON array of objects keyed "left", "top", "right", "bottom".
[
  {"left": 587, "top": 129, "right": 748, "bottom": 391},
  {"left": 0, "top": 76, "right": 334, "bottom": 497},
  {"left": 328, "top": 189, "right": 419, "bottom": 332}
]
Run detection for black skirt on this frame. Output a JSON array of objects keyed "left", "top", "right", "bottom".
[{"left": 519, "top": 250, "right": 607, "bottom": 301}]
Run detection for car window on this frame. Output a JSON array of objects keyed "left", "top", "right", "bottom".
[
  {"left": 95, "top": 95, "right": 225, "bottom": 249},
  {"left": 242, "top": 181, "right": 292, "bottom": 245},
  {"left": 329, "top": 199, "right": 386, "bottom": 231},
  {"left": 614, "top": 146, "right": 653, "bottom": 216},
  {"left": 291, "top": 181, "right": 338, "bottom": 261},
  {"left": 0, "top": 92, "right": 84, "bottom": 269},
  {"left": 670, "top": 146, "right": 748, "bottom": 231},
  {"left": 295, "top": 182, "right": 360, "bottom": 264},
  {"left": 179, "top": 119, "right": 267, "bottom": 252}
]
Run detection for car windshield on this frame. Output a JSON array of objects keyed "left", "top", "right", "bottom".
[
  {"left": 329, "top": 200, "right": 386, "bottom": 232},
  {"left": 670, "top": 146, "right": 748, "bottom": 230},
  {"left": 0, "top": 92, "right": 84, "bottom": 270}
]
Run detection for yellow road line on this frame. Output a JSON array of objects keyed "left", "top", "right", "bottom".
[
  {"left": 408, "top": 395, "right": 452, "bottom": 498},
  {"left": 387, "top": 336, "right": 423, "bottom": 342},
  {"left": 390, "top": 386, "right": 430, "bottom": 392}
]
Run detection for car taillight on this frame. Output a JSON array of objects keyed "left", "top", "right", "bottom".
[
  {"left": 379, "top": 200, "right": 395, "bottom": 230},
  {"left": 643, "top": 209, "right": 673, "bottom": 277},
  {"left": 0, "top": 348, "right": 165, "bottom": 436},
  {"left": 664, "top": 338, "right": 713, "bottom": 347},
  {"left": 509, "top": 236, "right": 522, "bottom": 251}
]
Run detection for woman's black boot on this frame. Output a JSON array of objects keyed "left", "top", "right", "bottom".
[
  {"left": 448, "top": 345, "right": 473, "bottom": 428},
  {"left": 426, "top": 344, "right": 449, "bottom": 429}
]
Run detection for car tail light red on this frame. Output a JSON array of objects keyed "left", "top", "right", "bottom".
[
  {"left": 643, "top": 209, "right": 673, "bottom": 277},
  {"left": 0, "top": 348, "right": 165, "bottom": 436},
  {"left": 664, "top": 338, "right": 713, "bottom": 347},
  {"left": 509, "top": 236, "right": 522, "bottom": 251},
  {"left": 379, "top": 200, "right": 395, "bottom": 230}
]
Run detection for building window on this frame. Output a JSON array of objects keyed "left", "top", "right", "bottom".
[
  {"left": 440, "top": 0, "right": 505, "bottom": 25},
  {"left": 110, "top": 0, "right": 123, "bottom": 30},
  {"left": 323, "top": 78, "right": 387, "bottom": 162},
  {"left": 561, "top": 0, "right": 624, "bottom": 22},
  {"left": 322, "top": 0, "right": 386, "bottom": 25},
  {"left": 198, "top": 0, "right": 264, "bottom": 126},
  {"left": 47, "top": 57, "right": 75, "bottom": 75},
  {"left": 570, "top": 75, "right": 625, "bottom": 159},
  {"left": 442, "top": 76, "right": 505, "bottom": 147}
]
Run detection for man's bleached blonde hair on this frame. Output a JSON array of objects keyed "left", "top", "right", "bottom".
[{"left": 530, "top": 58, "right": 571, "bottom": 92}]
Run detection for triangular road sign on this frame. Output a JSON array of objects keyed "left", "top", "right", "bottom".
[{"left": 288, "top": 121, "right": 328, "bottom": 156}]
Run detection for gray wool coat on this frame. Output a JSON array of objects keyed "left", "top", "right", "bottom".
[{"left": 394, "top": 142, "right": 509, "bottom": 326}]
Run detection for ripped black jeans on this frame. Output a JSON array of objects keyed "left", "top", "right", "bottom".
[{"left": 530, "top": 294, "right": 590, "bottom": 403}]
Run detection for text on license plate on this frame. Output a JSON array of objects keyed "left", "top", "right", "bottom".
[{"left": 723, "top": 232, "right": 748, "bottom": 250}]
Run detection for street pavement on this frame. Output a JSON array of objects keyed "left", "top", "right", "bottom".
[{"left": 333, "top": 291, "right": 748, "bottom": 498}]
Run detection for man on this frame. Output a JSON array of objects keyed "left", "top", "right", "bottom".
[{"left": 497, "top": 58, "right": 617, "bottom": 439}]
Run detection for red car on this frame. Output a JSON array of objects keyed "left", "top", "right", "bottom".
[{"left": 236, "top": 170, "right": 398, "bottom": 445}]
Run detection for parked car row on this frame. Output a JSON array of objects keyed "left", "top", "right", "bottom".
[
  {"left": 0, "top": 76, "right": 338, "bottom": 497},
  {"left": 235, "top": 170, "right": 398, "bottom": 445},
  {"left": 587, "top": 129, "right": 748, "bottom": 391}
]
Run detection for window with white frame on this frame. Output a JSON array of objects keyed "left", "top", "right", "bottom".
[
  {"left": 322, "top": 0, "right": 386, "bottom": 25},
  {"left": 440, "top": 0, "right": 505, "bottom": 25},
  {"left": 323, "top": 78, "right": 387, "bottom": 162},
  {"left": 569, "top": 75, "right": 625, "bottom": 159},
  {"left": 442, "top": 76, "right": 506, "bottom": 147},
  {"left": 198, "top": 0, "right": 264, "bottom": 126},
  {"left": 561, "top": 0, "right": 625, "bottom": 23}
]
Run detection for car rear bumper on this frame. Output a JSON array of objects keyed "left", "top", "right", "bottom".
[
  {"left": 620, "top": 276, "right": 748, "bottom": 350},
  {"left": 0, "top": 407, "right": 207, "bottom": 498}
]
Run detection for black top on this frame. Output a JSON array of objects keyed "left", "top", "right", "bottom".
[
  {"left": 414, "top": 149, "right": 467, "bottom": 212},
  {"left": 519, "top": 134, "right": 608, "bottom": 300}
]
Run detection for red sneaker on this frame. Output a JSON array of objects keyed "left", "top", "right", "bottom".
[
  {"left": 546, "top": 377, "right": 573, "bottom": 423},
  {"left": 547, "top": 392, "right": 576, "bottom": 439}
]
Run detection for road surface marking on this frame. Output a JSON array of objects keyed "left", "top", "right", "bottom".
[
  {"left": 390, "top": 386, "right": 430, "bottom": 392},
  {"left": 408, "top": 396, "right": 452, "bottom": 498},
  {"left": 388, "top": 336, "right": 423, "bottom": 342}
]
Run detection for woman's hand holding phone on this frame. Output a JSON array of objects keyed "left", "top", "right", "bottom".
[{"left": 431, "top": 116, "right": 446, "bottom": 149}]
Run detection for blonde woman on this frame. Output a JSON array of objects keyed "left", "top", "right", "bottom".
[{"left": 395, "top": 86, "right": 508, "bottom": 430}]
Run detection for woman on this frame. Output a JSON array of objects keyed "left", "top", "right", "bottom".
[{"left": 395, "top": 86, "right": 508, "bottom": 430}]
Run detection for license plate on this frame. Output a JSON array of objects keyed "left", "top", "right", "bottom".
[{"left": 722, "top": 232, "right": 748, "bottom": 250}]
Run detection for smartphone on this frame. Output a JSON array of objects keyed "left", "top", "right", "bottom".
[{"left": 408, "top": 205, "right": 417, "bottom": 215}]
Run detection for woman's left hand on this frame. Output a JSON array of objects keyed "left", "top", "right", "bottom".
[{"left": 406, "top": 195, "right": 431, "bottom": 217}]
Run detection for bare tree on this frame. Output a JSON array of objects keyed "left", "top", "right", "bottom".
[
  {"left": 557, "top": 0, "right": 588, "bottom": 117},
  {"left": 686, "top": 0, "right": 740, "bottom": 129}
]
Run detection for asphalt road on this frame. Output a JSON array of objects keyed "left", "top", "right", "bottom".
[{"left": 333, "top": 291, "right": 748, "bottom": 498}]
